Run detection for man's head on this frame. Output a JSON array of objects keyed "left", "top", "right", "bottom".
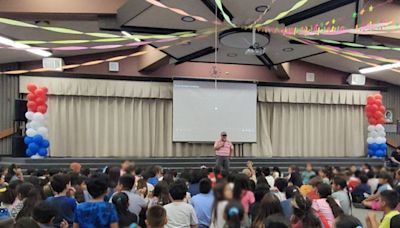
[
  {"left": 379, "top": 190, "right": 399, "bottom": 211},
  {"left": 50, "top": 174, "right": 71, "bottom": 194},
  {"left": 199, "top": 178, "right": 212, "bottom": 194},
  {"left": 118, "top": 174, "right": 135, "bottom": 191},
  {"left": 220, "top": 131, "right": 227, "bottom": 141},
  {"left": 306, "top": 163, "right": 313, "bottom": 172},
  {"left": 396, "top": 146, "right": 400, "bottom": 153},
  {"left": 120, "top": 160, "right": 131, "bottom": 171},
  {"left": 146, "top": 205, "right": 167, "bottom": 228},
  {"left": 169, "top": 179, "right": 188, "bottom": 201},
  {"left": 33, "top": 201, "right": 56, "bottom": 225}
]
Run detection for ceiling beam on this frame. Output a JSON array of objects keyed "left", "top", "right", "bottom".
[
  {"left": 256, "top": 54, "right": 274, "bottom": 69},
  {"left": 175, "top": 47, "right": 216, "bottom": 65},
  {"left": 271, "top": 63, "right": 290, "bottom": 80},
  {"left": 278, "top": 0, "right": 357, "bottom": 26},
  {"left": 0, "top": 0, "right": 126, "bottom": 19},
  {"left": 200, "top": 0, "right": 233, "bottom": 22},
  {"left": 137, "top": 45, "right": 169, "bottom": 72}
]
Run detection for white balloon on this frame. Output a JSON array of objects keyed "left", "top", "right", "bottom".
[
  {"left": 26, "top": 122, "right": 31, "bottom": 129},
  {"left": 37, "top": 127, "right": 48, "bottom": 137},
  {"left": 370, "top": 131, "right": 378, "bottom": 138},
  {"left": 32, "top": 112, "right": 44, "bottom": 121},
  {"left": 30, "top": 121, "right": 42, "bottom": 130},
  {"left": 367, "top": 137, "right": 376, "bottom": 144},
  {"left": 376, "top": 124, "right": 385, "bottom": 132},
  {"left": 26, "top": 128, "right": 37, "bottom": 137},
  {"left": 377, "top": 131, "right": 386, "bottom": 137},
  {"left": 25, "top": 111, "right": 34, "bottom": 120},
  {"left": 376, "top": 137, "right": 387, "bottom": 144},
  {"left": 43, "top": 113, "right": 49, "bottom": 120},
  {"left": 367, "top": 125, "right": 376, "bottom": 132}
]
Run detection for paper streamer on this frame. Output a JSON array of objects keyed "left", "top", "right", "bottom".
[
  {"left": 0, "top": 17, "right": 197, "bottom": 40},
  {"left": 253, "top": 0, "right": 309, "bottom": 28},
  {"left": 215, "top": 0, "right": 237, "bottom": 28},
  {"left": 302, "top": 37, "right": 400, "bottom": 52}
]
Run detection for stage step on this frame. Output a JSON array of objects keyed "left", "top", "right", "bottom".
[{"left": 0, "top": 157, "right": 385, "bottom": 173}]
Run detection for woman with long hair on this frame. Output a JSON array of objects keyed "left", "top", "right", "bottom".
[
  {"left": 111, "top": 192, "right": 138, "bottom": 227},
  {"left": 291, "top": 194, "right": 321, "bottom": 228},
  {"left": 210, "top": 182, "right": 233, "bottom": 228},
  {"left": 233, "top": 174, "right": 255, "bottom": 215},
  {"left": 14, "top": 183, "right": 42, "bottom": 220},
  {"left": 149, "top": 181, "right": 171, "bottom": 207},
  {"left": 252, "top": 193, "right": 284, "bottom": 228}
]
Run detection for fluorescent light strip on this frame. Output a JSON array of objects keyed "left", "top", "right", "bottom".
[
  {"left": 0, "top": 35, "right": 52, "bottom": 57},
  {"left": 121, "top": 31, "right": 141, "bottom": 42},
  {"left": 359, "top": 62, "right": 400, "bottom": 74}
]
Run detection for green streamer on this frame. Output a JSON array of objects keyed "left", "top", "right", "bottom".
[{"left": 215, "top": 0, "right": 236, "bottom": 27}]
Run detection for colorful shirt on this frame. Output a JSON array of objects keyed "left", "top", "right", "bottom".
[
  {"left": 214, "top": 139, "right": 233, "bottom": 157},
  {"left": 74, "top": 201, "right": 118, "bottom": 228},
  {"left": 240, "top": 190, "right": 255, "bottom": 214}
]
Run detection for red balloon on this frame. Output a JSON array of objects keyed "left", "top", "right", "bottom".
[
  {"left": 27, "top": 93, "right": 36, "bottom": 101},
  {"left": 36, "top": 97, "right": 46, "bottom": 105},
  {"left": 27, "top": 83, "right": 37, "bottom": 93},
  {"left": 37, "top": 105, "right": 47, "bottom": 114},
  {"left": 377, "top": 117, "right": 385, "bottom": 124},
  {"left": 379, "top": 106, "right": 386, "bottom": 113},
  {"left": 41, "top": 87, "right": 48, "bottom": 94},
  {"left": 27, "top": 101, "right": 37, "bottom": 111},
  {"left": 367, "top": 95, "right": 374, "bottom": 104},
  {"left": 375, "top": 99, "right": 382, "bottom": 106},
  {"left": 374, "top": 94, "right": 383, "bottom": 100},
  {"left": 34, "top": 88, "right": 45, "bottom": 97},
  {"left": 368, "top": 117, "right": 377, "bottom": 125},
  {"left": 371, "top": 104, "right": 378, "bottom": 111}
]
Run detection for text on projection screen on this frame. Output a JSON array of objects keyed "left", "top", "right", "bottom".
[{"left": 173, "top": 80, "right": 257, "bottom": 143}]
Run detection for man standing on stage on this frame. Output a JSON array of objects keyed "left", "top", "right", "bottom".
[{"left": 214, "top": 131, "right": 233, "bottom": 171}]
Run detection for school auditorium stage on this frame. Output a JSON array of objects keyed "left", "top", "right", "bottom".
[{"left": 0, "top": 156, "right": 385, "bottom": 173}]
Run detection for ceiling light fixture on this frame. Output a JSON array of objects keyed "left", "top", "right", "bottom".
[
  {"left": 282, "top": 47, "right": 294, "bottom": 52},
  {"left": 359, "top": 62, "right": 400, "bottom": 74},
  {"left": 0, "top": 35, "right": 52, "bottom": 57},
  {"left": 227, "top": 53, "right": 237, "bottom": 57},
  {"left": 255, "top": 5, "right": 270, "bottom": 13},
  {"left": 121, "top": 31, "right": 141, "bottom": 42},
  {"left": 181, "top": 16, "right": 195, "bottom": 22}
]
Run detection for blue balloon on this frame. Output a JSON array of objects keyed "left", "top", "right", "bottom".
[
  {"left": 25, "top": 149, "right": 35, "bottom": 157},
  {"left": 368, "top": 149, "right": 375, "bottom": 157},
  {"left": 24, "top": 136, "right": 33, "bottom": 145},
  {"left": 38, "top": 148, "right": 47, "bottom": 157},
  {"left": 368, "top": 143, "right": 379, "bottom": 151},
  {"left": 375, "top": 149, "right": 386, "bottom": 157},
  {"left": 379, "top": 144, "right": 387, "bottom": 151},
  {"left": 32, "top": 135, "right": 43, "bottom": 144},
  {"left": 28, "top": 143, "right": 39, "bottom": 153},
  {"left": 41, "top": 139, "right": 50, "bottom": 148}
]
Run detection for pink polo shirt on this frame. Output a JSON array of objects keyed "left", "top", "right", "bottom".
[{"left": 214, "top": 139, "right": 233, "bottom": 157}]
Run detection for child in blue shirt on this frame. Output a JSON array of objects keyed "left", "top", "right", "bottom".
[{"left": 73, "top": 173, "right": 118, "bottom": 228}]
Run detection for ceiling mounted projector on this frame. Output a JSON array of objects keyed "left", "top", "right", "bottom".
[{"left": 219, "top": 28, "right": 270, "bottom": 56}]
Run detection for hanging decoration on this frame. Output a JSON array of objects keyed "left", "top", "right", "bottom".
[
  {"left": 214, "top": 0, "right": 237, "bottom": 27},
  {"left": 24, "top": 83, "right": 50, "bottom": 158},
  {"left": 365, "top": 94, "right": 387, "bottom": 158}
]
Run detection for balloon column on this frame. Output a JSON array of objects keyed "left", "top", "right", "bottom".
[
  {"left": 24, "top": 83, "right": 50, "bottom": 158},
  {"left": 365, "top": 94, "right": 387, "bottom": 158}
]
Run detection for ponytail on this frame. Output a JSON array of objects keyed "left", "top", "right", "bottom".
[
  {"left": 292, "top": 195, "right": 321, "bottom": 228},
  {"left": 326, "top": 196, "right": 344, "bottom": 218},
  {"left": 16, "top": 188, "right": 41, "bottom": 220}
]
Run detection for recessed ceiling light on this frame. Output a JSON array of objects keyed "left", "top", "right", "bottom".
[
  {"left": 282, "top": 47, "right": 294, "bottom": 52},
  {"left": 255, "top": 5, "right": 270, "bottom": 13},
  {"left": 181, "top": 16, "right": 195, "bottom": 22},
  {"left": 227, "top": 53, "right": 237, "bottom": 57}
]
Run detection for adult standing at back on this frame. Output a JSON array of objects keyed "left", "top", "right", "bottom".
[{"left": 214, "top": 131, "right": 233, "bottom": 171}]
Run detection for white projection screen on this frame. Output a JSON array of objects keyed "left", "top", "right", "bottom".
[{"left": 173, "top": 80, "right": 257, "bottom": 143}]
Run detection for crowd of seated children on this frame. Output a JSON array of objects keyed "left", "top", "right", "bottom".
[{"left": 0, "top": 158, "right": 400, "bottom": 228}]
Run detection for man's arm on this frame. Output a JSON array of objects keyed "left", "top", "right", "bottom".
[
  {"left": 230, "top": 142, "right": 234, "bottom": 156},
  {"left": 391, "top": 156, "right": 400, "bottom": 164},
  {"left": 214, "top": 140, "right": 224, "bottom": 150}
]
